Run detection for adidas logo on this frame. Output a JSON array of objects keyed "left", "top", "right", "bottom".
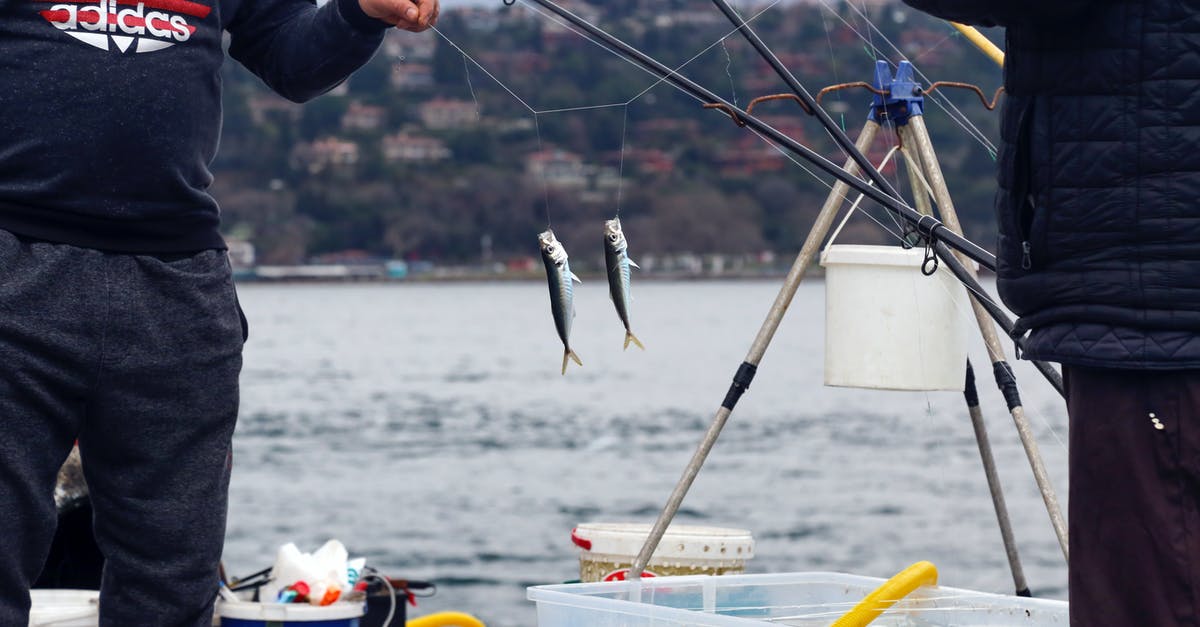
[{"left": 39, "top": 0, "right": 210, "bottom": 53}]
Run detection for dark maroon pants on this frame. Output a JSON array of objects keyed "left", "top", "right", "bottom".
[{"left": 1065, "top": 366, "right": 1200, "bottom": 626}]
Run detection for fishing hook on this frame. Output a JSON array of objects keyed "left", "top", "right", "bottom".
[
  {"left": 815, "top": 81, "right": 890, "bottom": 105},
  {"left": 920, "top": 82, "right": 1006, "bottom": 111}
]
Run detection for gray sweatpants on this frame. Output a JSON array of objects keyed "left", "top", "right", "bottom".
[{"left": 0, "top": 229, "right": 245, "bottom": 626}]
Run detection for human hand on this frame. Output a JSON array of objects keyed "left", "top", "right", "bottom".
[{"left": 359, "top": 0, "right": 438, "bottom": 32}]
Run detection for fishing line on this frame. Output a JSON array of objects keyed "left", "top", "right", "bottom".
[
  {"left": 535, "top": 102, "right": 628, "bottom": 115},
  {"left": 819, "top": 5, "right": 847, "bottom": 133},
  {"left": 743, "top": 126, "right": 901, "bottom": 237},
  {"left": 878, "top": 120, "right": 911, "bottom": 238},
  {"left": 434, "top": 3, "right": 780, "bottom": 117},
  {"left": 721, "top": 39, "right": 739, "bottom": 107},
  {"left": 856, "top": 0, "right": 877, "bottom": 62},
  {"left": 534, "top": 113, "right": 552, "bottom": 226},
  {"left": 616, "top": 105, "right": 629, "bottom": 216},
  {"left": 910, "top": 30, "right": 959, "bottom": 65},
  {"left": 522, "top": 0, "right": 783, "bottom": 110},
  {"left": 432, "top": 0, "right": 784, "bottom": 228},
  {"left": 824, "top": 145, "right": 901, "bottom": 245},
  {"left": 431, "top": 25, "right": 538, "bottom": 115},
  {"left": 462, "top": 53, "right": 482, "bottom": 120}
]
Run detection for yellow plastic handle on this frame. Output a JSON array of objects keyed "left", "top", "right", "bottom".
[
  {"left": 950, "top": 22, "right": 1005, "bottom": 68},
  {"left": 830, "top": 561, "right": 938, "bottom": 627},
  {"left": 407, "top": 611, "right": 486, "bottom": 627}
]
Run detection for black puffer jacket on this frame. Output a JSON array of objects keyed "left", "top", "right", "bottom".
[{"left": 902, "top": 0, "right": 1200, "bottom": 369}]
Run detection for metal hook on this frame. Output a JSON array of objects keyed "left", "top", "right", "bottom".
[
  {"left": 919, "top": 82, "right": 1005, "bottom": 111},
  {"left": 815, "top": 81, "right": 890, "bottom": 105},
  {"left": 746, "top": 93, "right": 815, "bottom": 117},
  {"left": 703, "top": 103, "right": 747, "bottom": 127}
]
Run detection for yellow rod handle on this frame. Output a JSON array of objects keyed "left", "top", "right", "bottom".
[
  {"left": 950, "top": 22, "right": 1005, "bottom": 68},
  {"left": 830, "top": 561, "right": 939, "bottom": 627},
  {"left": 407, "top": 611, "right": 486, "bottom": 627}
]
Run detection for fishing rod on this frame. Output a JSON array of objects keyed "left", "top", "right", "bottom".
[{"left": 515, "top": 0, "right": 995, "bottom": 275}]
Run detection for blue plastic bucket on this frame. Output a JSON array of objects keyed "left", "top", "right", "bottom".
[{"left": 218, "top": 601, "right": 364, "bottom": 627}]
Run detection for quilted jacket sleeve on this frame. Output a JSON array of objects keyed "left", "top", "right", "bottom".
[
  {"left": 225, "top": 0, "right": 389, "bottom": 103},
  {"left": 899, "top": 0, "right": 1095, "bottom": 27}
]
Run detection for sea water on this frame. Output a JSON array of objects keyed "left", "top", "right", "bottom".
[{"left": 222, "top": 280, "right": 1070, "bottom": 627}]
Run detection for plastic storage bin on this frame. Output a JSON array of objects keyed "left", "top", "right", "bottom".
[{"left": 528, "top": 571, "right": 1068, "bottom": 626}]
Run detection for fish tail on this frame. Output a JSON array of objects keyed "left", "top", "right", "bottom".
[
  {"left": 562, "top": 348, "right": 583, "bottom": 374},
  {"left": 624, "top": 330, "right": 644, "bottom": 351}
]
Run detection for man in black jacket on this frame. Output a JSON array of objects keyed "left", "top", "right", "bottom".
[
  {"left": 901, "top": 1, "right": 1200, "bottom": 625},
  {"left": 0, "top": 0, "right": 435, "bottom": 625}
]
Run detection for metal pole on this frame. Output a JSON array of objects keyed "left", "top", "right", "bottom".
[
  {"left": 628, "top": 121, "right": 882, "bottom": 578},
  {"left": 963, "top": 362, "right": 1032, "bottom": 596},
  {"left": 903, "top": 116, "right": 1069, "bottom": 562}
]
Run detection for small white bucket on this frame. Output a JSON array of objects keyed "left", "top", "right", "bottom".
[
  {"left": 29, "top": 589, "right": 99, "bottom": 627},
  {"left": 820, "top": 244, "right": 969, "bottom": 391},
  {"left": 571, "top": 523, "right": 754, "bottom": 583},
  {"left": 218, "top": 601, "right": 365, "bottom": 626}
]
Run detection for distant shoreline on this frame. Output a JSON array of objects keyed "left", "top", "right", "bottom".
[{"left": 233, "top": 269, "right": 808, "bottom": 284}]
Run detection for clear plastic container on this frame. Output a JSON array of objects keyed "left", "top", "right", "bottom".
[{"left": 528, "top": 571, "right": 1069, "bottom": 626}]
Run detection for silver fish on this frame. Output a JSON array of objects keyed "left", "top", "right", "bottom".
[
  {"left": 603, "top": 217, "right": 644, "bottom": 351},
  {"left": 538, "top": 229, "right": 583, "bottom": 374}
]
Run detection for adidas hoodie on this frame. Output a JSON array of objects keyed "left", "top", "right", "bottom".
[{"left": 0, "top": 0, "right": 389, "bottom": 252}]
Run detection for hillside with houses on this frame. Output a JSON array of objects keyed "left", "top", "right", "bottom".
[{"left": 213, "top": 0, "right": 1003, "bottom": 278}]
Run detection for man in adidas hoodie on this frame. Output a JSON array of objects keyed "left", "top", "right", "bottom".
[{"left": 0, "top": 0, "right": 436, "bottom": 624}]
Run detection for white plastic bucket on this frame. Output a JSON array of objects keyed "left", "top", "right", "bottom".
[
  {"left": 571, "top": 523, "right": 754, "bottom": 583},
  {"left": 820, "top": 244, "right": 969, "bottom": 391},
  {"left": 28, "top": 589, "right": 99, "bottom": 627},
  {"left": 218, "top": 601, "right": 364, "bottom": 627}
]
